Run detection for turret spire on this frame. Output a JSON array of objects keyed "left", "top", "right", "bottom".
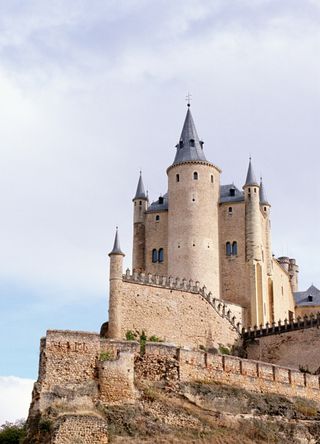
[
  {"left": 259, "top": 177, "right": 270, "bottom": 206},
  {"left": 133, "top": 171, "right": 147, "bottom": 200},
  {"left": 172, "top": 107, "right": 207, "bottom": 166},
  {"left": 244, "top": 158, "right": 259, "bottom": 187},
  {"left": 109, "top": 227, "right": 125, "bottom": 256}
]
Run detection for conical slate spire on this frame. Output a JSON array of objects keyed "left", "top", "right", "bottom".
[
  {"left": 259, "top": 177, "right": 269, "bottom": 205},
  {"left": 172, "top": 107, "right": 207, "bottom": 166},
  {"left": 109, "top": 227, "right": 125, "bottom": 256},
  {"left": 134, "top": 171, "right": 147, "bottom": 200},
  {"left": 244, "top": 158, "right": 259, "bottom": 187}
]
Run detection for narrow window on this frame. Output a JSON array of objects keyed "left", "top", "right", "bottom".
[
  {"left": 134, "top": 202, "right": 136, "bottom": 206},
  {"left": 226, "top": 242, "right": 232, "bottom": 256},
  {"left": 228, "top": 207, "right": 233, "bottom": 214},
  {"left": 158, "top": 248, "right": 164, "bottom": 263},
  {"left": 139, "top": 200, "right": 142, "bottom": 206},
  {"left": 232, "top": 241, "right": 238, "bottom": 256},
  {"left": 248, "top": 188, "right": 251, "bottom": 193},
  {"left": 176, "top": 174, "right": 180, "bottom": 182},
  {"left": 155, "top": 215, "right": 160, "bottom": 221},
  {"left": 190, "top": 139, "right": 195, "bottom": 147},
  {"left": 193, "top": 172, "right": 198, "bottom": 180},
  {"left": 264, "top": 206, "right": 267, "bottom": 211},
  {"left": 211, "top": 175, "right": 214, "bottom": 183},
  {"left": 254, "top": 188, "right": 257, "bottom": 193},
  {"left": 152, "top": 249, "right": 158, "bottom": 263}
]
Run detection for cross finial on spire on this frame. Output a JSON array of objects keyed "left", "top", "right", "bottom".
[{"left": 186, "top": 92, "right": 192, "bottom": 107}]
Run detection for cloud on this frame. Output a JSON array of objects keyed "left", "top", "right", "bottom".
[{"left": 0, "top": 376, "right": 34, "bottom": 424}]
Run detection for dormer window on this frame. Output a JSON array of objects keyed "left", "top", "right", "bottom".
[
  {"left": 190, "top": 139, "right": 195, "bottom": 147},
  {"left": 179, "top": 140, "right": 183, "bottom": 149},
  {"left": 229, "top": 188, "right": 235, "bottom": 197},
  {"left": 308, "top": 295, "right": 313, "bottom": 302},
  {"left": 158, "top": 196, "right": 164, "bottom": 204},
  {"left": 200, "top": 141, "right": 204, "bottom": 149}
]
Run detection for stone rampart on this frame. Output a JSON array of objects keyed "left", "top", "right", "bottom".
[
  {"left": 52, "top": 414, "right": 108, "bottom": 444},
  {"left": 119, "top": 270, "right": 243, "bottom": 350},
  {"left": 242, "top": 313, "right": 320, "bottom": 340}
]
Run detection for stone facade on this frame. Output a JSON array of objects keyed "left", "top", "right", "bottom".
[
  {"left": 130, "top": 107, "right": 298, "bottom": 328},
  {"left": 107, "top": 265, "right": 242, "bottom": 350}
]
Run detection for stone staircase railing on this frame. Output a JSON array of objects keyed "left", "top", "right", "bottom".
[
  {"left": 242, "top": 313, "right": 320, "bottom": 340},
  {"left": 123, "top": 269, "right": 242, "bottom": 333}
]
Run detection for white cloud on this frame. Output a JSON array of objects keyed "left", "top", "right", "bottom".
[{"left": 0, "top": 376, "right": 34, "bottom": 425}]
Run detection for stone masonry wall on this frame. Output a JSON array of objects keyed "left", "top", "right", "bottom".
[
  {"left": 52, "top": 414, "right": 108, "bottom": 444},
  {"left": 246, "top": 326, "right": 320, "bottom": 373},
  {"left": 115, "top": 275, "right": 241, "bottom": 350}
]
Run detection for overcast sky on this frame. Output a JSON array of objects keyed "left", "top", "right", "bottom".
[{"left": 0, "top": 0, "right": 320, "bottom": 424}]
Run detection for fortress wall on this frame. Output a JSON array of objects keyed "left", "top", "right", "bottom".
[
  {"left": 145, "top": 210, "right": 168, "bottom": 275},
  {"left": 271, "top": 260, "right": 295, "bottom": 322},
  {"left": 296, "top": 305, "right": 320, "bottom": 317},
  {"left": 141, "top": 344, "right": 320, "bottom": 403},
  {"left": 245, "top": 326, "right": 320, "bottom": 373},
  {"left": 52, "top": 414, "right": 108, "bottom": 444},
  {"left": 115, "top": 279, "right": 240, "bottom": 349},
  {"left": 219, "top": 202, "right": 249, "bottom": 312}
]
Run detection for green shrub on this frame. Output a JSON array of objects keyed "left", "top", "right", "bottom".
[
  {"left": 218, "top": 344, "right": 230, "bottom": 355},
  {"left": 100, "top": 351, "right": 113, "bottom": 361},
  {"left": 125, "top": 330, "right": 137, "bottom": 341},
  {"left": 0, "top": 420, "right": 26, "bottom": 444},
  {"left": 148, "top": 335, "right": 162, "bottom": 343}
]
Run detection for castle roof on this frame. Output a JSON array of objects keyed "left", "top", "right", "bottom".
[
  {"left": 220, "top": 184, "right": 244, "bottom": 203},
  {"left": 109, "top": 227, "right": 125, "bottom": 256},
  {"left": 244, "top": 158, "right": 259, "bottom": 187},
  {"left": 259, "top": 177, "right": 269, "bottom": 205},
  {"left": 294, "top": 285, "right": 320, "bottom": 307},
  {"left": 134, "top": 171, "right": 147, "bottom": 200},
  {"left": 171, "top": 107, "right": 207, "bottom": 166},
  {"left": 147, "top": 193, "right": 168, "bottom": 212}
]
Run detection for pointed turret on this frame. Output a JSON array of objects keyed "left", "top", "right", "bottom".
[
  {"left": 172, "top": 107, "right": 207, "bottom": 166},
  {"left": 133, "top": 171, "right": 147, "bottom": 200},
  {"left": 109, "top": 227, "right": 125, "bottom": 256},
  {"left": 259, "top": 177, "right": 270, "bottom": 206},
  {"left": 244, "top": 158, "right": 259, "bottom": 188}
]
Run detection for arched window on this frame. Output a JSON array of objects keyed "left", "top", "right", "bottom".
[
  {"left": 158, "top": 248, "right": 164, "bottom": 263},
  {"left": 152, "top": 249, "right": 158, "bottom": 263},
  {"left": 211, "top": 175, "right": 214, "bottom": 183},
  {"left": 193, "top": 171, "right": 198, "bottom": 180},
  {"left": 226, "top": 242, "right": 232, "bottom": 256},
  {"left": 176, "top": 174, "right": 180, "bottom": 182},
  {"left": 232, "top": 241, "right": 238, "bottom": 256},
  {"left": 155, "top": 215, "right": 160, "bottom": 221}
]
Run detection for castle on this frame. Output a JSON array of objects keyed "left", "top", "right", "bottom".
[
  {"left": 107, "top": 103, "right": 301, "bottom": 344},
  {"left": 24, "top": 104, "right": 320, "bottom": 444}
]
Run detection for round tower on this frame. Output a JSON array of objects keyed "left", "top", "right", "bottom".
[
  {"left": 108, "top": 227, "right": 125, "bottom": 339},
  {"left": 132, "top": 172, "right": 148, "bottom": 271},
  {"left": 244, "top": 159, "right": 262, "bottom": 262},
  {"left": 289, "top": 258, "right": 299, "bottom": 293},
  {"left": 260, "top": 177, "right": 272, "bottom": 275},
  {"left": 167, "top": 106, "right": 221, "bottom": 296}
]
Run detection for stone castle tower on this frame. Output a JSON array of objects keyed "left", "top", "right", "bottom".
[{"left": 127, "top": 105, "right": 298, "bottom": 327}]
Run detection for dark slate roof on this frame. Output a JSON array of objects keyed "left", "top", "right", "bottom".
[
  {"left": 220, "top": 184, "right": 245, "bottom": 203},
  {"left": 172, "top": 108, "right": 207, "bottom": 166},
  {"left": 244, "top": 158, "right": 259, "bottom": 187},
  {"left": 294, "top": 285, "right": 320, "bottom": 307},
  {"left": 134, "top": 172, "right": 147, "bottom": 200},
  {"left": 259, "top": 178, "right": 269, "bottom": 205},
  {"left": 109, "top": 228, "right": 125, "bottom": 255},
  {"left": 147, "top": 193, "right": 168, "bottom": 212}
]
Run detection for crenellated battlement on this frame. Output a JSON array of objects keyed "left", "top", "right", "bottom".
[
  {"left": 123, "top": 269, "right": 243, "bottom": 332},
  {"left": 242, "top": 312, "right": 320, "bottom": 340}
]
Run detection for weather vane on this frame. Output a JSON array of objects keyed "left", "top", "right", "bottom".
[{"left": 186, "top": 92, "right": 192, "bottom": 107}]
